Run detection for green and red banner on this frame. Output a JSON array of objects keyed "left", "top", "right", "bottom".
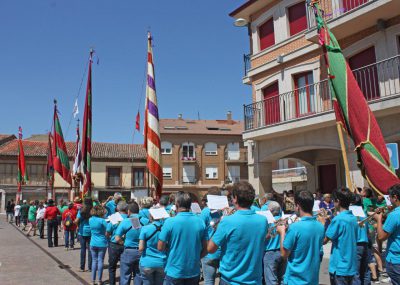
[
  {"left": 311, "top": 1, "right": 400, "bottom": 194},
  {"left": 53, "top": 103, "right": 72, "bottom": 185},
  {"left": 17, "top": 126, "right": 28, "bottom": 203}
]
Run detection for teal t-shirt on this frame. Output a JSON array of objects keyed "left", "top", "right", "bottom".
[
  {"left": 106, "top": 213, "right": 128, "bottom": 243},
  {"left": 265, "top": 215, "right": 281, "bottom": 251},
  {"left": 212, "top": 210, "right": 267, "bottom": 285},
  {"left": 201, "top": 207, "right": 222, "bottom": 260},
  {"left": 105, "top": 200, "right": 117, "bottom": 217},
  {"left": 283, "top": 216, "right": 325, "bottom": 285},
  {"left": 139, "top": 221, "right": 166, "bottom": 268},
  {"left": 159, "top": 212, "right": 207, "bottom": 279},
  {"left": 77, "top": 210, "right": 91, "bottom": 237},
  {"left": 260, "top": 201, "right": 271, "bottom": 211},
  {"left": 115, "top": 214, "right": 141, "bottom": 248},
  {"left": 383, "top": 206, "right": 400, "bottom": 264},
  {"left": 139, "top": 208, "right": 151, "bottom": 226},
  {"left": 89, "top": 216, "right": 108, "bottom": 247},
  {"left": 357, "top": 222, "right": 369, "bottom": 244},
  {"left": 250, "top": 205, "right": 260, "bottom": 212},
  {"left": 326, "top": 210, "right": 358, "bottom": 276},
  {"left": 28, "top": 205, "right": 37, "bottom": 221}
]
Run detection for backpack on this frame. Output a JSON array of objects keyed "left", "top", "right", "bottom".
[{"left": 65, "top": 213, "right": 73, "bottom": 229}]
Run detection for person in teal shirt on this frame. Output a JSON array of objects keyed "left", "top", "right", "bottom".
[
  {"left": 375, "top": 184, "right": 400, "bottom": 285},
  {"left": 264, "top": 201, "right": 286, "bottom": 285},
  {"left": 139, "top": 210, "right": 167, "bottom": 285},
  {"left": 106, "top": 201, "right": 128, "bottom": 285},
  {"left": 139, "top": 197, "right": 153, "bottom": 226},
  {"left": 115, "top": 202, "right": 142, "bottom": 285},
  {"left": 76, "top": 198, "right": 93, "bottom": 272},
  {"left": 158, "top": 191, "right": 208, "bottom": 284},
  {"left": 89, "top": 205, "right": 108, "bottom": 284},
  {"left": 277, "top": 190, "right": 324, "bottom": 285},
  {"left": 325, "top": 188, "right": 359, "bottom": 285},
  {"left": 104, "top": 192, "right": 122, "bottom": 217},
  {"left": 208, "top": 181, "right": 268, "bottom": 285}
]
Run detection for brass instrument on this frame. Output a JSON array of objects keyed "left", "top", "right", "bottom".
[
  {"left": 209, "top": 207, "right": 236, "bottom": 228},
  {"left": 358, "top": 207, "right": 387, "bottom": 227},
  {"left": 267, "top": 214, "right": 299, "bottom": 238},
  {"left": 316, "top": 208, "right": 332, "bottom": 225}
]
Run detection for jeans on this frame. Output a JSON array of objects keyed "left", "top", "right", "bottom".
[
  {"left": 79, "top": 235, "right": 92, "bottom": 271},
  {"left": 47, "top": 219, "right": 58, "bottom": 247},
  {"left": 37, "top": 219, "right": 44, "bottom": 238},
  {"left": 356, "top": 244, "right": 371, "bottom": 285},
  {"left": 219, "top": 279, "right": 229, "bottom": 285},
  {"left": 140, "top": 266, "right": 165, "bottom": 285},
  {"left": 108, "top": 242, "right": 125, "bottom": 285},
  {"left": 201, "top": 257, "right": 217, "bottom": 285},
  {"left": 387, "top": 261, "right": 400, "bottom": 285},
  {"left": 90, "top": 246, "right": 107, "bottom": 282},
  {"left": 64, "top": 230, "right": 75, "bottom": 248},
  {"left": 6, "top": 212, "right": 14, "bottom": 223},
  {"left": 120, "top": 248, "right": 141, "bottom": 285},
  {"left": 329, "top": 273, "right": 360, "bottom": 285},
  {"left": 263, "top": 250, "right": 287, "bottom": 285},
  {"left": 163, "top": 275, "right": 200, "bottom": 285}
]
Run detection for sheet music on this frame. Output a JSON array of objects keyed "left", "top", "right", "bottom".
[
  {"left": 149, "top": 208, "right": 170, "bottom": 220},
  {"left": 207, "top": 195, "right": 229, "bottom": 210},
  {"left": 130, "top": 217, "right": 141, "bottom": 229},
  {"left": 191, "top": 203, "right": 202, "bottom": 214},
  {"left": 256, "top": 210, "right": 275, "bottom": 224},
  {"left": 312, "top": 200, "right": 320, "bottom": 212},
  {"left": 384, "top": 195, "right": 392, "bottom": 206},
  {"left": 349, "top": 205, "right": 366, "bottom": 218},
  {"left": 108, "top": 212, "right": 123, "bottom": 225}
]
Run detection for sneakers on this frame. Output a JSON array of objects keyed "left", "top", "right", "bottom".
[
  {"left": 380, "top": 277, "right": 391, "bottom": 283},
  {"left": 371, "top": 277, "right": 380, "bottom": 284}
]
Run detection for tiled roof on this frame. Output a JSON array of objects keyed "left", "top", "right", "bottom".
[
  {"left": 160, "top": 119, "right": 243, "bottom": 135},
  {"left": 0, "top": 134, "right": 16, "bottom": 145},
  {"left": 0, "top": 139, "right": 146, "bottom": 160}
]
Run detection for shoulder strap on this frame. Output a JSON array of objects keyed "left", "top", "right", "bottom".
[{"left": 145, "top": 224, "right": 162, "bottom": 242}]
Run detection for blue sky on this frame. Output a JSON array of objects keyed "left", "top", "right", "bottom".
[{"left": 0, "top": 0, "right": 250, "bottom": 144}]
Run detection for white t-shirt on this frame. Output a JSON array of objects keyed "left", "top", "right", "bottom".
[
  {"left": 14, "top": 205, "right": 21, "bottom": 216},
  {"left": 36, "top": 208, "right": 46, "bottom": 220}
]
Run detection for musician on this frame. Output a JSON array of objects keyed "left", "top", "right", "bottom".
[
  {"left": 208, "top": 181, "right": 268, "bottom": 285},
  {"left": 264, "top": 201, "right": 286, "bottom": 285},
  {"left": 114, "top": 202, "right": 142, "bottom": 285},
  {"left": 104, "top": 192, "right": 122, "bottom": 217},
  {"left": 200, "top": 187, "right": 222, "bottom": 285},
  {"left": 260, "top": 193, "right": 274, "bottom": 211},
  {"left": 325, "top": 188, "right": 359, "bottom": 285},
  {"left": 276, "top": 190, "right": 325, "bottom": 285},
  {"left": 375, "top": 184, "right": 400, "bottom": 285},
  {"left": 157, "top": 191, "right": 207, "bottom": 285}
]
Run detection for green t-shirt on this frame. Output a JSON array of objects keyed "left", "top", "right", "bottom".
[
  {"left": 376, "top": 199, "right": 386, "bottom": 208},
  {"left": 58, "top": 205, "right": 68, "bottom": 214},
  {"left": 20, "top": 204, "right": 30, "bottom": 217},
  {"left": 363, "top": 198, "right": 376, "bottom": 213},
  {"left": 28, "top": 206, "right": 37, "bottom": 221}
]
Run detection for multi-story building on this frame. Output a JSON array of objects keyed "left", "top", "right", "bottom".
[
  {"left": 0, "top": 134, "right": 147, "bottom": 212},
  {"left": 230, "top": 0, "right": 400, "bottom": 194},
  {"left": 159, "top": 113, "right": 248, "bottom": 199}
]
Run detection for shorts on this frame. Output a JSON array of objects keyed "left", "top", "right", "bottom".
[{"left": 29, "top": 220, "right": 37, "bottom": 226}]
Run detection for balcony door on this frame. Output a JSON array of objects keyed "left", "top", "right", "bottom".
[
  {"left": 294, "top": 72, "right": 315, "bottom": 117},
  {"left": 228, "top": 166, "right": 240, "bottom": 183},
  {"left": 318, "top": 164, "right": 337, "bottom": 194},
  {"left": 342, "top": 0, "right": 368, "bottom": 12},
  {"left": 182, "top": 165, "right": 195, "bottom": 184},
  {"left": 263, "top": 82, "right": 280, "bottom": 125},
  {"left": 227, "top": 142, "right": 240, "bottom": 160},
  {"left": 349, "top": 46, "right": 380, "bottom": 100}
]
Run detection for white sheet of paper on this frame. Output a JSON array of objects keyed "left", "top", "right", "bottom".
[
  {"left": 108, "top": 212, "right": 123, "bottom": 225},
  {"left": 149, "top": 208, "right": 170, "bottom": 220},
  {"left": 349, "top": 205, "right": 366, "bottom": 218},
  {"left": 130, "top": 217, "right": 141, "bottom": 229},
  {"left": 256, "top": 210, "right": 275, "bottom": 224},
  {"left": 312, "top": 201, "right": 320, "bottom": 212},
  {"left": 171, "top": 205, "right": 177, "bottom": 211},
  {"left": 281, "top": 213, "right": 297, "bottom": 224},
  {"left": 191, "top": 203, "right": 202, "bottom": 214},
  {"left": 207, "top": 195, "right": 229, "bottom": 210},
  {"left": 384, "top": 195, "right": 392, "bottom": 206}
]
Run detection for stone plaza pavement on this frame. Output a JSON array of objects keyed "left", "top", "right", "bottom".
[{"left": 0, "top": 216, "right": 391, "bottom": 285}]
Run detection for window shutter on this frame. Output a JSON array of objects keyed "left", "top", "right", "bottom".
[
  {"left": 259, "top": 18, "right": 275, "bottom": 51},
  {"left": 288, "top": 1, "right": 307, "bottom": 36}
]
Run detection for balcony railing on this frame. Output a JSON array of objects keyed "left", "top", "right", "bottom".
[
  {"left": 225, "top": 149, "right": 248, "bottom": 162},
  {"left": 181, "top": 175, "right": 197, "bottom": 185},
  {"left": 244, "top": 53, "right": 251, "bottom": 76},
  {"left": 244, "top": 55, "right": 400, "bottom": 131},
  {"left": 307, "top": 0, "right": 378, "bottom": 29},
  {"left": 272, "top": 166, "right": 307, "bottom": 179},
  {"left": 225, "top": 176, "right": 241, "bottom": 184}
]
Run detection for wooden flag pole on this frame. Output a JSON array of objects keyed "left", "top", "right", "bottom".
[{"left": 336, "top": 122, "right": 354, "bottom": 192}]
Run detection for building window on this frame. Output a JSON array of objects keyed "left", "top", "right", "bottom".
[
  {"left": 182, "top": 142, "right": 195, "bottom": 160},
  {"left": 259, "top": 18, "right": 275, "bottom": 51},
  {"left": 0, "top": 163, "right": 17, "bottom": 184},
  {"left": 205, "top": 166, "right": 218, "bottom": 179},
  {"left": 227, "top": 142, "right": 240, "bottom": 160},
  {"left": 163, "top": 167, "right": 172, "bottom": 179},
  {"left": 107, "top": 167, "right": 121, "bottom": 187},
  {"left": 132, "top": 168, "right": 145, "bottom": 187},
  {"left": 161, "top": 141, "right": 172, "bottom": 154},
  {"left": 288, "top": 1, "right": 307, "bottom": 36},
  {"left": 26, "top": 164, "right": 47, "bottom": 185},
  {"left": 227, "top": 166, "right": 240, "bottom": 183},
  {"left": 205, "top": 142, "right": 218, "bottom": 155}
]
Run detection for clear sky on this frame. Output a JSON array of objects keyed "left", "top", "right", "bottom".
[{"left": 0, "top": 0, "right": 250, "bottom": 144}]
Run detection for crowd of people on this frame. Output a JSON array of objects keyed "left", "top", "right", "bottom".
[{"left": 4, "top": 181, "right": 400, "bottom": 285}]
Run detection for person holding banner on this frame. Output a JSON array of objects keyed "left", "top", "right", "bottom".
[
  {"left": 264, "top": 201, "right": 286, "bottom": 285},
  {"left": 115, "top": 202, "right": 142, "bottom": 285},
  {"left": 158, "top": 191, "right": 208, "bottom": 285},
  {"left": 208, "top": 181, "right": 267, "bottom": 285},
  {"left": 375, "top": 184, "right": 400, "bottom": 285}
]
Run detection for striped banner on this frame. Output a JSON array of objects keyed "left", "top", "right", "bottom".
[{"left": 144, "top": 32, "right": 163, "bottom": 198}]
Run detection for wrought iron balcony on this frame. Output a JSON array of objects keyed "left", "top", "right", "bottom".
[
  {"left": 244, "top": 53, "right": 251, "bottom": 76},
  {"left": 244, "top": 55, "right": 400, "bottom": 131},
  {"left": 181, "top": 175, "right": 197, "bottom": 185}
]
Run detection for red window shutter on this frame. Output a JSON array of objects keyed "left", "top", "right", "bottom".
[
  {"left": 259, "top": 18, "right": 275, "bottom": 50},
  {"left": 288, "top": 1, "right": 307, "bottom": 36}
]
